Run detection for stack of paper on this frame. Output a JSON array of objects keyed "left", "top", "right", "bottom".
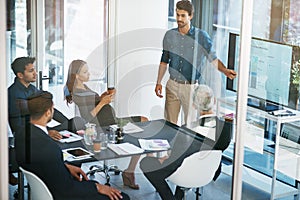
[
  {"left": 138, "top": 139, "right": 170, "bottom": 151},
  {"left": 109, "top": 122, "right": 144, "bottom": 134},
  {"left": 123, "top": 122, "right": 144, "bottom": 134},
  {"left": 108, "top": 143, "right": 144, "bottom": 155}
]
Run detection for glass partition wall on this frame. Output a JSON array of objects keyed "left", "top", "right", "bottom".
[
  {"left": 3, "top": 0, "right": 300, "bottom": 199},
  {"left": 208, "top": 0, "right": 300, "bottom": 199},
  {"left": 6, "top": 0, "right": 108, "bottom": 119}
]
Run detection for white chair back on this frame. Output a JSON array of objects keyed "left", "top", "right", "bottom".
[
  {"left": 166, "top": 150, "right": 222, "bottom": 188},
  {"left": 19, "top": 167, "right": 53, "bottom": 200}
]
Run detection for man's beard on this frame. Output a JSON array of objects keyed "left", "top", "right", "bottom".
[{"left": 177, "top": 21, "right": 187, "bottom": 28}]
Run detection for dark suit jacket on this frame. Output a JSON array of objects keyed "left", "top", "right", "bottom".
[{"left": 15, "top": 124, "right": 123, "bottom": 200}]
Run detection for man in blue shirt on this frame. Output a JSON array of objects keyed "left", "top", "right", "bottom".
[
  {"left": 8, "top": 57, "right": 85, "bottom": 140},
  {"left": 155, "top": 0, "right": 236, "bottom": 125}
]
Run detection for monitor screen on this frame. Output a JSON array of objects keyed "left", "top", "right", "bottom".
[{"left": 227, "top": 33, "right": 300, "bottom": 109}]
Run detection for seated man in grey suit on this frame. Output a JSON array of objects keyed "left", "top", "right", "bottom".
[
  {"left": 140, "top": 84, "right": 232, "bottom": 200},
  {"left": 15, "top": 90, "right": 130, "bottom": 200}
]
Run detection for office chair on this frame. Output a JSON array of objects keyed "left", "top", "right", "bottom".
[
  {"left": 166, "top": 150, "right": 222, "bottom": 200},
  {"left": 86, "top": 161, "right": 121, "bottom": 185},
  {"left": 74, "top": 104, "right": 121, "bottom": 185},
  {"left": 19, "top": 167, "right": 53, "bottom": 200}
]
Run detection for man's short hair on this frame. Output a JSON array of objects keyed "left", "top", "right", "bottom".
[
  {"left": 176, "top": 0, "right": 194, "bottom": 16},
  {"left": 27, "top": 91, "right": 53, "bottom": 120},
  {"left": 11, "top": 57, "right": 36, "bottom": 75},
  {"left": 193, "top": 84, "right": 214, "bottom": 112}
]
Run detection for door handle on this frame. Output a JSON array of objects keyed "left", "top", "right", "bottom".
[{"left": 39, "top": 71, "right": 50, "bottom": 90}]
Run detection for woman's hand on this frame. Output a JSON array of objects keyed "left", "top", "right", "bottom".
[
  {"left": 96, "top": 183, "right": 123, "bottom": 200},
  {"left": 100, "top": 94, "right": 113, "bottom": 105},
  {"left": 65, "top": 164, "right": 89, "bottom": 181},
  {"left": 91, "top": 93, "right": 113, "bottom": 117},
  {"left": 100, "top": 91, "right": 109, "bottom": 99}
]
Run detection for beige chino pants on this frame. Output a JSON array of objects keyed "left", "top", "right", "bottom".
[{"left": 164, "top": 79, "right": 197, "bottom": 125}]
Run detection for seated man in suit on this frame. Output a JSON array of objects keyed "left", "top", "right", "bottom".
[
  {"left": 15, "top": 90, "right": 130, "bottom": 200},
  {"left": 140, "top": 84, "right": 232, "bottom": 200},
  {"left": 8, "top": 56, "right": 86, "bottom": 141}
]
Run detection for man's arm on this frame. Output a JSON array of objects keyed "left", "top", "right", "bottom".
[
  {"left": 212, "top": 59, "right": 237, "bottom": 80},
  {"left": 65, "top": 163, "right": 89, "bottom": 181},
  {"left": 155, "top": 62, "right": 168, "bottom": 98}
]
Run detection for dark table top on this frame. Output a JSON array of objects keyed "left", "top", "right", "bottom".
[{"left": 57, "top": 119, "right": 195, "bottom": 164}]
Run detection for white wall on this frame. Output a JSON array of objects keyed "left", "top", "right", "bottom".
[{"left": 111, "top": 0, "right": 169, "bottom": 120}]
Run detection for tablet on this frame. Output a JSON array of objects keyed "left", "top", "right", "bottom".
[{"left": 64, "top": 147, "right": 93, "bottom": 159}]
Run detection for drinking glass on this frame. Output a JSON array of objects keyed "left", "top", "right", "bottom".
[
  {"left": 100, "top": 133, "right": 108, "bottom": 150},
  {"left": 84, "top": 123, "right": 97, "bottom": 145},
  {"left": 108, "top": 128, "right": 116, "bottom": 144},
  {"left": 93, "top": 139, "right": 101, "bottom": 153}
]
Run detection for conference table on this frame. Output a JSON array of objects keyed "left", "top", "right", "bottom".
[
  {"left": 57, "top": 119, "right": 207, "bottom": 184},
  {"left": 58, "top": 119, "right": 207, "bottom": 160}
]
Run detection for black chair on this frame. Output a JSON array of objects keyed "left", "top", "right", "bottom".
[
  {"left": 192, "top": 117, "right": 233, "bottom": 200},
  {"left": 74, "top": 104, "right": 121, "bottom": 185}
]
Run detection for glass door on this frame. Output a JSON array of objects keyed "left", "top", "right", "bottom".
[
  {"left": 6, "top": 0, "right": 32, "bottom": 87},
  {"left": 41, "top": 0, "right": 108, "bottom": 117}
]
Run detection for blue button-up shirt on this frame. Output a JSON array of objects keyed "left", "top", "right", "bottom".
[
  {"left": 8, "top": 77, "right": 39, "bottom": 133},
  {"left": 161, "top": 26, "right": 217, "bottom": 82}
]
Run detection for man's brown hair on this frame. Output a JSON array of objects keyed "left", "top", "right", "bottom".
[
  {"left": 27, "top": 91, "right": 53, "bottom": 120},
  {"left": 176, "top": 0, "right": 194, "bottom": 16}
]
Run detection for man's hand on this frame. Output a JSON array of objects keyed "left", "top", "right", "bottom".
[
  {"left": 224, "top": 68, "right": 237, "bottom": 80},
  {"left": 155, "top": 84, "right": 163, "bottom": 98},
  {"left": 65, "top": 164, "right": 89, "bottom": 181},
  {"left": 48, "top": 130, "right": 62, "bottom": 141},
  {"left": 96, "top": 183, "right": 123, "bottom": 200}
]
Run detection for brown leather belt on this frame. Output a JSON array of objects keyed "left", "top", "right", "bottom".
[{"left": 170, "top": 77, "right": 197, "bottom": 84}]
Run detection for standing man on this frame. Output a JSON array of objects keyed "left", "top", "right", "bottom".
[{"left": 155, "top": 0, "right": 236, "bottom": 124}]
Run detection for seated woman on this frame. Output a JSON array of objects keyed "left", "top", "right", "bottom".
[
  {"left": 64, "top": 59, "right": 148, "bottom": 190},
  {"left": 140, "top": 84, "right": 232, "bottom": 200}
]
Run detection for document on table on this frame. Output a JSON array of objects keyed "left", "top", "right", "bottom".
[
  {"left": 138, "top": 139, "right": 170, "bottom": 151},
  {"left": 58, "top": 130, "right": 82, "bottom": 143},
  {"left": 108, "top": 143, "right": 144, "bottom": 155},
  {"left": 123, "top": 122, "right": 144, "bottom": 134},
  {"left": 109, "top": 122, "right": 144, "bottom": 134}
]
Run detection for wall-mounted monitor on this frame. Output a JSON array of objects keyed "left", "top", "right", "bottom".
[{"left": 226, "top": 33, "right": 300, "bottom": 111}]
